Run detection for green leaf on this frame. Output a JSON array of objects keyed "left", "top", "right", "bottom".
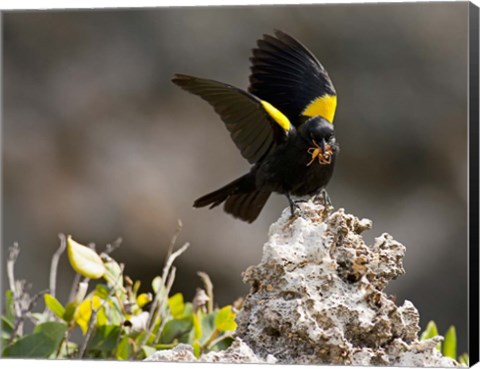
[
  {"left": 32, "top": 321, "right": 63, "bottom": 336},
  {"left": 192, "top": 340, "right": 201, "bottom": 358},
  {"left": 154, "top": 343, "right": 176, "bottom": 350},
  {"left": 116, "top": 336, "right": 133, "bottom": 360},
  {"left": 106, "top": 298, "right": 124, "bottom": 326},
  {"left": 30, "top": 312, "right": 49, "bottom": 324},
  {"left": 3, "top": 322, "right": 67, "bottom": 358},
  {"left": 134, "top": 330, "right": 156, "bottom": 347},
  {"left": 214, "top": 306, "right": 237, "bottom": 332},
  {"left": 44, "top": 294, "right": 66, "bottom": 320},
  {"left": 420, "top": 321, "right": 438, "bottom": 340},
  {"left": 5, "top": 290, "right": 15, "bottom": 323},
  {"left": 67, "top": 236, "right": 105, "bottom": 279},
  {"left": 102, "top": 257, "right": 124, "bottom": 291},
  {"left": 1, "top": 316, "right": 14, "bottom": 341},
  {"left": 192, "top": 313, "right": 202, "bottom": 340},
  {"left": 141, "top": 345, "right": 157, "bottom": 358},
  {"left": 87, "top": 324, "right": 121, "bottom": 353},
  {"left": 33, "top": 321, "right": 67, "bottom": 340},
  {"left": 3, "top": 333, "right": 53, "bottom": 358},
  {"left": 442, "top": 326, "right": 457, "bottom": 359},
  {"left": 458, "top": 353, "right": 469, "bottom": 366},
  {"left": 1, "top": 315, "right": 14, "bottom": 333},
  {"left": 211, "top": 336, "right": 234, "bottom": 352},
  {"left": 63, "top": 301, "right": 78, "bottom": 323},
  {"left": 184, "top": 302, "right": 194, "bottom": 316},
  {"left": 159, "top": 317, "right": 193, "bottom": 344},
  {"left": 200, "top": 312, "right": 216, "bottom": 343},
  {"left": 56, "top": 340, "right": 78, "bottom": 359},
  {"left": 168, "top": 293, "right": 185, "bottom": 319},
  {"left": 150, "top": 318, "right": 163, "bottom": 338},
  {"left": 95, "top": 284, "right": 111, "bottom": 300},
  {"left": 420, "top": 320, "right": 441, "bottom": 351}
]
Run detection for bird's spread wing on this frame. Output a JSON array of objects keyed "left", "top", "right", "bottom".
[
  {"left": 249, "top": 30, "right": 337, "bottom": 125},
  {"left": 172, "top": 74, "right": 292, "bottom": 164}
]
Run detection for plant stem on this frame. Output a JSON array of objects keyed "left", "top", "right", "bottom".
[
  {"left": 7, "top": 243, "right": 22, "bottom": 321},
  {"left": 50, "top": 234, "right": 67, "bottom": 298},
  {"left": 202, "top": 328, "right": 220, "bottom": 351},
  {"left": 8, "top": 289, "right": 49, "bottom": 344},
  {"left": 197, "top": 271, "right": 214, "bottom": 313},
  {"left": 144, "top": 241, "right": 190, "bottom": 342},
  {"left": 77, "top": 266, "right": 123, "bottom": 358}
]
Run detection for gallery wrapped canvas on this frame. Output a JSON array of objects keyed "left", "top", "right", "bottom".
[{"left": 1, "top": 1, "right": 478, "bottom": 366}]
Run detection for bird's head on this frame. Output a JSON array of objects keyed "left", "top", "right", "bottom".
[{"left": 300, "top": 116, "right": 337, "bottom": 166}]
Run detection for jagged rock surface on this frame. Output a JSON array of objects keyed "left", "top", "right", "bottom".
[
  {"left": 235, "top": 200, "right": 459, "bottom": 367},
  {"left": 147, "top": 200, "right": 460, "bottom": 366},
  {"left": 145, "top": 339, "right": 276, "bottom": 363}
]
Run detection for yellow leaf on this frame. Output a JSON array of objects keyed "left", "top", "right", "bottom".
[
  {"left": 214, "top": 305, "right": 237, "bottom": 332},
  {"left": 74, "top": 300, "right": 91, "bottom": 335},
  {"left": 192, "top": 340, "right": 201, "bottom": 358},
  {"left": 136, "top": 293, "right": 152, "bottom": 308},
  {"left": 44, "top": 294, "right": 65, "bottom": 319},
  {"left": 67, "top": 236, "right": 105, "bottom": 279},
  {"left": 96, "top": 305, "right": 108, "bottom": 326},
  {"left": 74, "top": 296, "right": 102, "bottom": 335},
  {"left": 193, "top": 313, "right": 202, "bottom": 340},
  {"left": 92, "top": 296, "right": 102, "bottom": 310},
  {"left": 168, "top": 293, "right": 185, "bottom": 319}
]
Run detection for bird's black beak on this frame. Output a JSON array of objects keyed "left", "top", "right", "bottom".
[{"left": 319, "top": 138, "right": 327, "bottom": 153}]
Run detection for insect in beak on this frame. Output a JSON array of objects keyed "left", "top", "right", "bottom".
[{"left": 306, "top": 139, "right": 333, "bottom": 166}]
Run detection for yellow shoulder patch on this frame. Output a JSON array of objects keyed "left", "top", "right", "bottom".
[
  {"left": 302, "top": 94, "right": 337, "bottom": 123},
  {"left": 260, "top": 100, "right": 291, "bottom": 132}
]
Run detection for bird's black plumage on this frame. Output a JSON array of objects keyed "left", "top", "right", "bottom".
[
  {"left": 249, "top": 31, "right": 336, "bottom": 124},
  {"left": 172, "top": 30, "right": 338, "bottom": 223}
]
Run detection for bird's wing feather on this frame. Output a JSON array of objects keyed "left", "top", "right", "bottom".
[
  {"left": 172, "top": 74, "right": 293, "bottom": 164},
  {"left": 249, "top": 30, "right": 337, "bottom": 124}
]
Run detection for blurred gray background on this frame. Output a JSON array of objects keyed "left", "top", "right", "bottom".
[{"left": 2, "top": 3, "right": 469, "bottom": 354}]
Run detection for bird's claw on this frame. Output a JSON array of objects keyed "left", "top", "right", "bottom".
[
  {"left": 286, "top": 194, "right": 306, "bottom": 219},
  {"left": 289, "top": 202, "right": 306, "bottom": 219},
  {"left": 314, "top": 189, "right": 333, "bottom": 212}
]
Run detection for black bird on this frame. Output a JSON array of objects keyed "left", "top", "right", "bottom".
[{"left": 172, "top": 30, "right": 338, "bottom": 223}]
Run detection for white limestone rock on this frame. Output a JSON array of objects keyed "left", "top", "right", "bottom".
[
  {"left": 147, "top": 200, "right": 461, "bottom": 366},
  {"left": 145, "top": 343, "right": 196, "bottom": 362},
  {"left": 145, "top": 339, "right": 276, "bottom": 363},
  {"left": 200, "top": 339, "right": 277, "bottom": 363},
  {"left": 235, "top": 200, "right": 460, "bottom": 366}
]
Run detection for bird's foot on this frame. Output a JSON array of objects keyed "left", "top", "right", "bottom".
[
  {"left": 313, "top": 189, "right": 334, "bottom": 214},
  {"left": 286, "top": 194, "right": 306, "bottom": 220},
  {"left": 289, "top": 205, "right": 306, "bottom": 221},
  {"left": 294, "top": 199, "right": 308, "bottom": 204}
]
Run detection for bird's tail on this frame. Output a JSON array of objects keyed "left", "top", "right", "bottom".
[{"left": 194, "top": 174, "right": 271, "bottom": 223}]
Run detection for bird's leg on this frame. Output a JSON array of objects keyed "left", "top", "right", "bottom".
[
  {"left": 313, "top": 189, "right": 333, "bottom": 209},
  {"left": 286, "top": 193, "right": 303, "bottom": 218},
  {"left": 287, "top": 193, "right": 296, "bottom": 215}
]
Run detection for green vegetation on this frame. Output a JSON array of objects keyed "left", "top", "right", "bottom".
[
  {"left": 420, "top": 320, "right": 469, "bottom": 365},
  {"left": 1, "top": 224, "right": 237, "bottom": 359},
  {"left": 1, "top": 223, "right": 469, "bottom": 363}
]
